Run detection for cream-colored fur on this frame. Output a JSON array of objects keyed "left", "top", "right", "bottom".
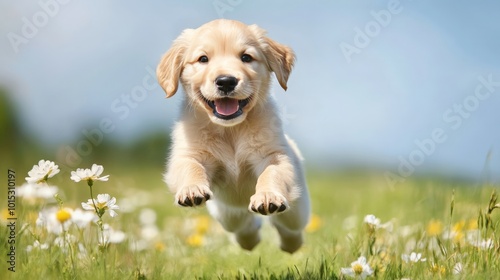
[{"left": 156, "top": 19, "right": 310, "bottom": 253}]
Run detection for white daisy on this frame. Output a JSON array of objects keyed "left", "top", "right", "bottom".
[
  {"left": 71, "top": 208, "right": 98, "bottom": 229},
  {"left": 70, "top": 164, "right": 109, "bottom": 184},
  {"left": 364, "top": 214, "right": 380, "bottom": 226},
  {"left": 129, "top": 239, "right": 149, "bottom": 252},
  {"left": 453, "top": 262, "right": 463, "bottom": 275},
  {"left": 364, "top": 214, "right": 381, "bottom": 231},
  {"left": 36, "top": 207, "right": 73, "bottom": 234},
  {"left": 363, "top": 214, "right": 393, "bottom": 232},
  {"left": 26, "top": 240, "right": 49, "bottom": 252},
  {"left": 342, "top": 215, "right": 358, "bottom": 231},
  {"left": 17, "top": 183, "right": 58, "bottom": 200},
  {"left": 470, "top": 238, "right": 494, "bottom": 250},
  {"left": 402, "top": 252, "right": 427, "bottom": 263},
  {"left": 142, "top": 226, "right": 160, "bottom": 240},
  {"left": 54, "top": 234, "right": 77, "bottom": 252},
  {"left": 100, "top": 224, "right": 126, "bottom": 244},
  {"left": 25, "top": 160, "right": 60, "bottom": 184},
  {"left": 54, "top": 236, "right": 86, "bottom": 257},
  {"left": 82, "top": 194, "right": 119, "bottom": 217},
  {"left": 341, "top": 256, "right": 373, "bottom": 279},
  {"left": 139, "top": 208, "right": 157, "bottom": 226}
]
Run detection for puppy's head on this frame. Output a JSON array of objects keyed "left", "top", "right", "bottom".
[{"left": 157, "top": 19, "right": 295, "bottom": 126}]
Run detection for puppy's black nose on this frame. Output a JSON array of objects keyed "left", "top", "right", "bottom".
[{"left": 215, "top": 75, "right": 238, "bottom": 94}]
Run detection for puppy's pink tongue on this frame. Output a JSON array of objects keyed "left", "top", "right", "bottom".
[{"left": 214, "top": 98, "right": 239, "bottom": 116}]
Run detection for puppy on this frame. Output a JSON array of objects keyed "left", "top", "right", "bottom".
[{"left": 156, "top": 19, "right": 310, "bottom": 253}]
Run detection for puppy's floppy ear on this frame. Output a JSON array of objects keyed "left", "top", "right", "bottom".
[
  {"left": 156, "top": 29, "right": 193, "bottom": 98},
  {"left": 250, "top": 25, "right": 296, "bottom": 91},
  {"left": 263, "top": 38, "right": 295, "bottom": 91}
]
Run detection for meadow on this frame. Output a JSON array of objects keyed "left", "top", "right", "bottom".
[{"left": 1, "top": 153, "right": 499, "bottom": 279}]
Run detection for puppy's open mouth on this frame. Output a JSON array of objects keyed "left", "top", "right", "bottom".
[{"left": 203, "top": 97, "right": 250, "bottom": 120}]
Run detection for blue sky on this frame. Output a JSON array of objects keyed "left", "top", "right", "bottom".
[{"left": 1, "top": 1, "right": 500, "bottom": 181}]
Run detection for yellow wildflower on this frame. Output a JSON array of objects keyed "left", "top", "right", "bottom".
[
  {"left": 306, "top": 214, "right": 323, "bottom": 233},
  {"left": 186, "top": 233, "right": 204, "bottom": 247},
  {"left": 426, "top": 219, "right": 443, "bottom": 236},
  {"left": 430, "top": 263, "right": 446, "bottom": 276},
  {"left": 195, "top": 216, "right": 211, "bottom": 234},
  {"left": 451, "top": 220, "right": 466, "bottom": 243},
  {"left": 154, "top": 242, "right": 166, "bottom": 252},
  {"left": 453, "top": 220, "right": 466, "bottom": 232},
  {"left": 467, "top": 219, "right": 478, "bottom": 230},
  {"left": 2, "top": 208, "right": 13, "bottom": 221}
]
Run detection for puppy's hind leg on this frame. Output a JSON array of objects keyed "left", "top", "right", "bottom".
[
  {"left": 206, "top": 201, "right": 262, "bottom": 251},
  {"left": 270, "top": 191, "right": 310, "bottom": 253}
]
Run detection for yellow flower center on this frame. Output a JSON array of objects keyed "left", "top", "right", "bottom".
[
  {"left": 96, "top": 202, "right": 108, "bottom": 210},
  {"left": 353, "top": 263, "right": 363, "bottom": 275},
  {"left": 56, "top": 209, "right": 72, "bottom": 223}
]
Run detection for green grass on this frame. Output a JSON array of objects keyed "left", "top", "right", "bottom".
[{"left": 1, "top": 163, "right": 500, "bottom": 279}]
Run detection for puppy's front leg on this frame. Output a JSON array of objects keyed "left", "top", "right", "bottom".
[
  {"left": 249, "top": 153, "right": 299, "bottom": 215},
  {"left": 165, "top": 157, "right": 213, "bottom": 207}
]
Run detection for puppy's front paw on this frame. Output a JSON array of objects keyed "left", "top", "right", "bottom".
[
  {"left": 175, "top": 185, "right": 212, "bottom": 207},
  {"left": 249, "top": 192, "right": 289, "bottom": 215}
]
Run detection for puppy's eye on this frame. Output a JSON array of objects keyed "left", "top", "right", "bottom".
[
  {"left": 198, "top": 55, "right": 209, "bottom": 63},
  {"left": 241, "top": 54, "right": 253, "bottom": 63}
]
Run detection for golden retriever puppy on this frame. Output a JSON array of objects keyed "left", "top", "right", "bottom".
[{"left": 156, "top": 19, "right": 310, "bottom": 253}]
